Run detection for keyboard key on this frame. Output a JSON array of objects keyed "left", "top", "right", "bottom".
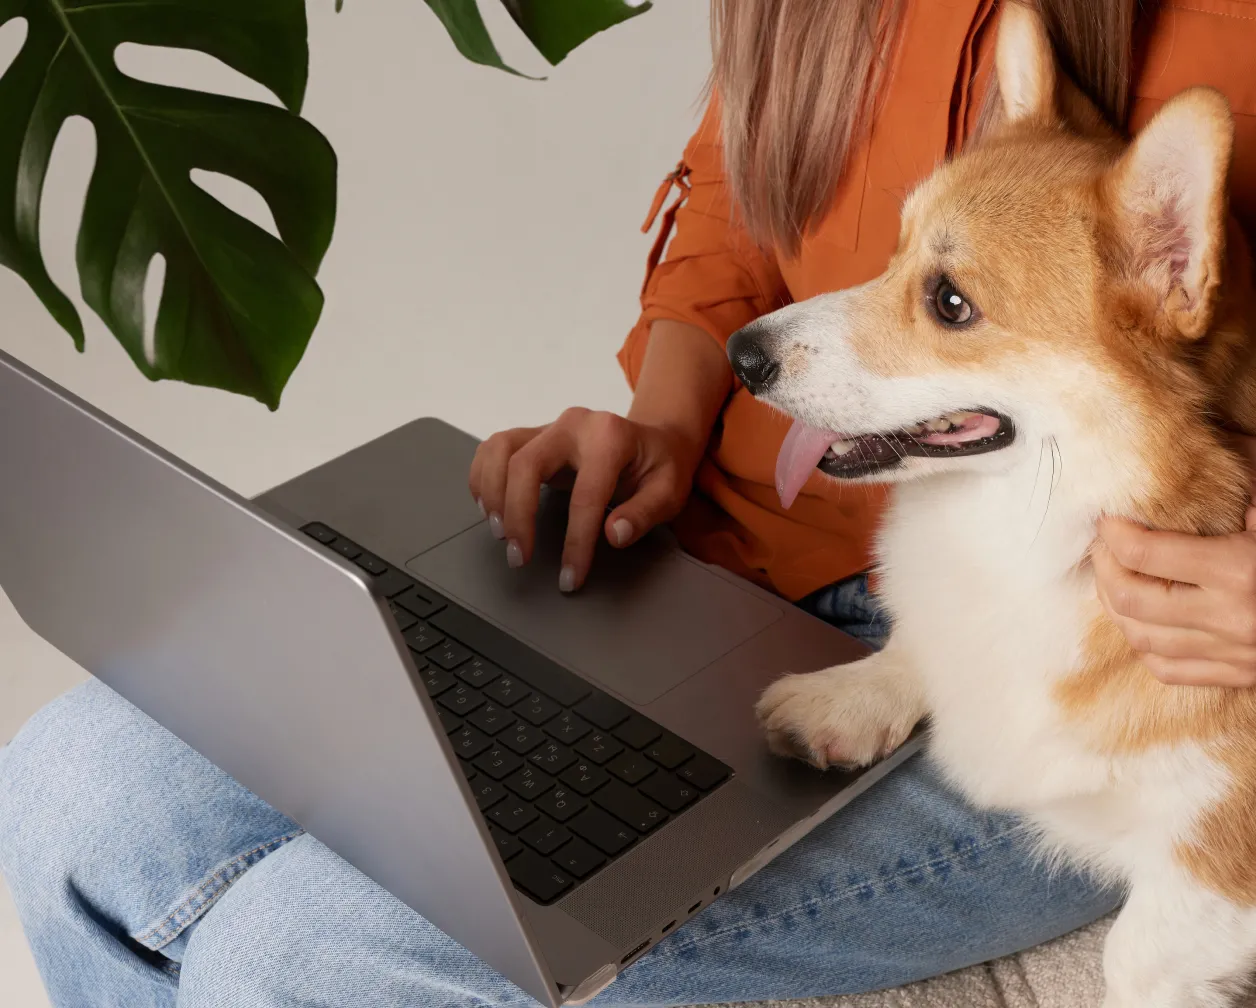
[
  {"left": 551, "top": 837, "right": 606, "bottom": 879},
  {"left": 467, "top": 702, "right": 512, "bottom": 735},
  {"left": 507, "top": 849, "right": 572, "bottom": 903},
  {"left": 483, "top": 676, "right": 530, "bottom": 706},
  {"left": 460, "top": 760, "right": 475, "bottom": 779},
  {"left": 473, "top": 745, "right": 523, "bottom": 781},
  {"left": 503, "top": 765, "right": 554, "bottom": 799},
  {"left": 593, "top": 782, "right": 668, "bottom": 833},
  {"left": 468, "top": 775, "right": 506, "bottom": 811},
  {"left": 404, "top": 624, "right": 445, "bottom": 653},
  {"left": 489, "top": 825, "right": 523, "bottom": 861},
  {"left": 430, "top": 641, "right": 473, "bottom": 671},
  {"left": 421, "top": 668, "right": 457, "bottom": 697},
  {"left": 331, "top": 538, "right": 361, "bottom": 560},
  {"left": 545, "top": 711, "right": 592, "bottom": 744},
  {"left": 395, "top": 585, "right": 445, "bottom": 620},
  {"left": 372, "top": 568, "right": 415, "bottom": 599},
  {"left": 520, "top": 816, "right": 572, "bottom": 856},
  {"left": 560, "top": 760, "right": 609, "bottom": 796},
  {"left": 388, "top": 601, "right": 418, "bottom": 632},
  {"left": 606, "top": 752, "right": 656, "bottom": 786},
  {"left": 643, "top": 733, "right": 696, "bottom": 770},
  {"left": 613, "top": 715, "right": 662, "bottom": 750},
  {"left": 457, "top": 657, "right": 504, "bottom": 689},
  {"left": 489, "top": 799, "right": 539, "bottom": 833},
  {"left": 528, "top": 742, "right": 577, "bottom": 775},
  {"left": 569, "top": 807, "right": 637, "bottom": 856},
  {"left": 354, "top": 551, "right": 388, "bottom": 576},
  {"left": 499, "top": 722, "right": 547, "bottom": 756},
  {"left": 301, "top": 522, "right": 336, "bottom": 544},
  {"left": 674, "top": 752, "right": 730, "bottom": 791},
  {"left": 449, "top": 726, "right": 493, "bottom": 760},
  {"left": 639, "top": 773, "right": 700, "bottom": 812},
  {"left": 437, "top": 684, "right": 486, "bottom": 717},
  {"left": 436, "top": 710, "right": 463, "bottom": 734},
  {"left": 575, "top": 731, "right": 624, "bottom": 765},
  {"left": 574, "top": 693, "right": 632, "bottom": 730},
  {"left": 428, "top": 606, "right": 590, "bottom": 706},
  {"left": 535, "top": 786, "right": 587, "bottom": 823},
  {"left": 516, "top": 693, "right": 562, "bottom": 726}
]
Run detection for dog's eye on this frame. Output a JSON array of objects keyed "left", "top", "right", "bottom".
[{"left": 932, "top": 280, "right": 973, "bottom": 325}]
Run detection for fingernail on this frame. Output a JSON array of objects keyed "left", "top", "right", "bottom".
[
  {"left": 476, "top": 497, "right": 486, "bottom": 518},
  {"left": 611, "top": 518, "right": 633, "bottom": 546},
  {"left": 558, "top": 566, "right": 576, "bottom": 593},
  {"left": 506, "top": 540, "right": 523, "bottom": 568},
  {"left": 488, "top": 513, "right": 505, "bottom": 539}
]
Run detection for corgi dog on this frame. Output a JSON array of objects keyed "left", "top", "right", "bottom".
[{"left": 726, "top": 4, "right": 1256, "bottom": 1006}]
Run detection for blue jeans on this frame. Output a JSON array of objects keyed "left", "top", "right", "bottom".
[{"left": 0, "top": 575, "right": 1119, "bottom": 1007}]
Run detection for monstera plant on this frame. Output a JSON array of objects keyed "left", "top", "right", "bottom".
[{"left": 0, "top": 0, "right": 650, "bottom": 407}]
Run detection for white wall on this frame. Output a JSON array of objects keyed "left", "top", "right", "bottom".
[{"left": 0, "top": 4, "right": 712, "bottom": 1003}]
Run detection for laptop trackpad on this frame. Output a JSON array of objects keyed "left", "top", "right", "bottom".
[{"left": 405, "top": 500, "right": 782, "bottom": 706}]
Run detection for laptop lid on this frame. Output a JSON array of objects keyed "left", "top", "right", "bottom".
[{"left": 0, "top": 351, "right": 563, "bottom": 1007}]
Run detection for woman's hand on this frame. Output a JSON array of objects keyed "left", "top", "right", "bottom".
[
  {"left": 1092, "top": 435, "right": 1256, "bottom": 687},
  {"left": 469, "top": 409, "right": 704, "bottom": 593},
  {"left": 470, "top": 319, "right": 732, "bottom": 594}
]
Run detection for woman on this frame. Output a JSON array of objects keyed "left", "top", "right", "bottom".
[{"left": 5, "top": 2, "right": 1256, "bottom": 1006}]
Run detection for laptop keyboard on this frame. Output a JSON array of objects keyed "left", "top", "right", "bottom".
[{"left": 301, "top": 523, "right": 733, "bottom": 905}]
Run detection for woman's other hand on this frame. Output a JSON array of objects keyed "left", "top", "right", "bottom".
[{"left": 1092, "top": 435, "right": 1256, "bottom": 687}]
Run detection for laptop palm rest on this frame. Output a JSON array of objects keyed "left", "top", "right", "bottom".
[{"left": 406, "top": 494, "right": 782, "bottom": 706}]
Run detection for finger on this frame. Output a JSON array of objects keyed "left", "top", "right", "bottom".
[
  {"left": 473, "top": 428, "right": 542, "bottom": 537},
  {"left": 1107, "top": 611, "right": 1256, "bottom": 666},
  {"left": 501, "top": 428, "right": 576, "bottom": 566},
  {"left": 1092, "top": 541, "right": 1240, "bottom": 638},
  {"left": 605, "top": 468, "right": 689, "bottom": 549},
  {"left": 1097, "top": 517, "right": 1256, "bottom": 592},
  {"left": 1138, "top": 653, "right": 1256, "bottom": 688},
  {"left": 559, "top": 442, "right": 635, "bottom": 592}
]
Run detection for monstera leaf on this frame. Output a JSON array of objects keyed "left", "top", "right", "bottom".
[
  {"left": 0, "top": 0, "right": 335, "bottom": 408},
  {"left": 0, "top": 1, "right": 650, "bottom": 407},
  {"left": 424, "top": 0, "right": 652, "bottom": 75}
]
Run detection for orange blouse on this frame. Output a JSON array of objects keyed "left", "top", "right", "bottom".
[{"left": 618, "top": 0, "right": 1256, "bottom": 602}]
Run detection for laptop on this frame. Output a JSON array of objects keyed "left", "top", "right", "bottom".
[{"left": 0, "top": 349, "right": 919, "bottom": 1006}]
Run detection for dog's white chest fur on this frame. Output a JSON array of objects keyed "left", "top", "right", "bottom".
[
  {"left": 878, "top": 473, "right": 1226, "bottom": 878},
  {"left": 879, "top": 474, "right": 1111, "bottom": 809}
]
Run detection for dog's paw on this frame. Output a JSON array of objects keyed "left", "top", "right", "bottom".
[{"left": 756, "top": 660, "right": 923, "bottom": 770}]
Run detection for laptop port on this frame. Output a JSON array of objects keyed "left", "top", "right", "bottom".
[
  {"left": 688, "top": 901, "right": 702, "bottom": 914},
  {"left": 661, "top": 920, "right": 677, "bottom": 934},
  {"left": 622, "top": 939, "right": 651, "bottom": 964},
  {"left": 713, "top": 886, "right": 721, "bottom": 896}
]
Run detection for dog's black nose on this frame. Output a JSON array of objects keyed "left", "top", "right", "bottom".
[{"left": 727, "top": 325, "right": 780, "bottom": 395}]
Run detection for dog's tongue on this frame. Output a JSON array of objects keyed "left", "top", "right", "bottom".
[{"left": 776, "top": 419, "right": 840, "bottom": 510}]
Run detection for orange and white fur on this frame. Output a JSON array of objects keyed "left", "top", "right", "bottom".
[{"left": 741, "top": 6, "right": 1256, "bottom": 1006}]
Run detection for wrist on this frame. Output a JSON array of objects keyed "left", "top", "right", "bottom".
[{"left": 626, "top": 411, "right": 709, "bottom": 471}]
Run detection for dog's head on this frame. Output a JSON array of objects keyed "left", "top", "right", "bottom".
[{"left": 731, "top": 3, "right": 1248, "bottom": 518}]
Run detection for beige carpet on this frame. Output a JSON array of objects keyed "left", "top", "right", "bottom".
[
  {"left": 705, "top": 917, "right": 1117, "bottom": 1008},
  {"left": 703, "top": 914, "right": 1256, "bottom": 1008}
]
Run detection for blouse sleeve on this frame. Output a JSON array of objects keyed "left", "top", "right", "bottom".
[{"left": 617, "top": 96, "right": 788, "bottom": 388}]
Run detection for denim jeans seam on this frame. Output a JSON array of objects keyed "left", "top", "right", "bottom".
[
  {"left": 132, "top": 831, "right": 303, "bottom": 951},
  {"left": 660, "top": 825, "right": 1020, "bottom": 958}
]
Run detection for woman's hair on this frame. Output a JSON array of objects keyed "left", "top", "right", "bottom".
[{"left": 712, "top": 0, "right": 1153, "bottom": 255}]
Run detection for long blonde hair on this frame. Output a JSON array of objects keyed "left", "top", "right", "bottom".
[{"left": 712, "top": 0, "right": 1153, "bottom": 255}]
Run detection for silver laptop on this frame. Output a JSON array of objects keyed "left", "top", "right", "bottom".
[{"left": 0, "top": 349, "right": 918, "bottom": 1006}]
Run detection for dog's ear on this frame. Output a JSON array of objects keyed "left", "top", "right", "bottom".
[
  {"left": 996, "top": 2, "right": 1056, "bottom": 125},
  {"left": 1107, "top": 88, "right": 1234, "bottom": 340}
]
